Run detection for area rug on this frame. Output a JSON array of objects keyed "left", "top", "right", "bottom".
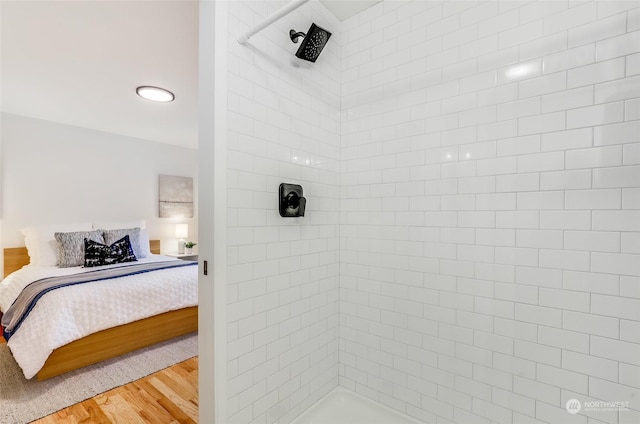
[{"left": 0, "top": 333, "right": 197, "bottom": 424}]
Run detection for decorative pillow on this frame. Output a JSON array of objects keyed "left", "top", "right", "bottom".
[
  {"left": 102, "top": 228, "right": 147, "bottom": 259},
  {"left": 55, "top": 230, "right": 104, "bottom": 267},
  {"left": 84, "top": 235, "right": 137, "bottom": 267}
]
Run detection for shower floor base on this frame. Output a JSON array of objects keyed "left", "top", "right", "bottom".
[{"left": 291, "top": 386, "right": 425, "bottom": 424}]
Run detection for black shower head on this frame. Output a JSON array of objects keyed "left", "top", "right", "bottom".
[{"left": 289, "top": 23, "right": 332, "bottom": 63}]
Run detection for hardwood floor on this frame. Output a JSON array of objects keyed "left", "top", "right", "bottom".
[{"left": 31, "top": 357, "right": 199, "bottom": 424}]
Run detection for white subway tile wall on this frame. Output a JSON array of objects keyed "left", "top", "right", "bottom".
[
  {"left": 340, "top": 2, "right": 640, "bottom": 424},
  {"left": 225, "top": 0, "right": 640, "bottom": 423},
  {"left": 227, "top": 2, "right": 341, "bottom": 423}
]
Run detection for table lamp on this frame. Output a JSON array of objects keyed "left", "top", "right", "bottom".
[{"left": 175, "top": 224, "right": 188, "bottom": 254}]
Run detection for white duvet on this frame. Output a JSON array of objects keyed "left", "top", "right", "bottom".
[{"left": 0, "top": 255, "right": 197, "bottom": 379}]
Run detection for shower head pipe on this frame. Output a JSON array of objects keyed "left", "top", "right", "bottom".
[{"left": 237, "top": 0, "right": 310, "bottom": 44}]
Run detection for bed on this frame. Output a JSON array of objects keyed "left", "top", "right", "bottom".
[{"left": 1, "top": 234, "right": 198, "bottom": 381}]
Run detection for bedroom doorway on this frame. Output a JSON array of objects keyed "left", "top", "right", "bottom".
[{"left": 1, "top": 0, "right": 208, "bottom": 422}]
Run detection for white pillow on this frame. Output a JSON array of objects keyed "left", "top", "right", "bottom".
[
  {"left": 92, "top": 220, "right": 146, "bottom": 230},
  {"left": 20, "top": 223, "right": 93, "bottom": 266},
  {"left": 139, "top": 228, "right": 152, "bottom": 256}
]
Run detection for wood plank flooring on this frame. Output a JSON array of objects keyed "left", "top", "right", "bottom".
[{"left": 31, "top": 357, "right": 199, "bottom": 424}]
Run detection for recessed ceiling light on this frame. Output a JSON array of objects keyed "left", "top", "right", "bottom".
[{"left": 136, "top": 86, "right": 175, "bottom": 102}]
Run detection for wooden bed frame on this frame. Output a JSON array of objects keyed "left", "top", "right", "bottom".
[{"left": 2, "top": 240, "right": 198, "bottom": 380}]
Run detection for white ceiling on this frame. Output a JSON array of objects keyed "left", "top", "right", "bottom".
[
  {"left": 321, "top": 0, "right": 382, "bottom": 21},
  {"left": 1, "top": 1, "right": 199, "bottom": 149},
  {"left": 0, "top": 1, "right": 377, "bottom": 150}
]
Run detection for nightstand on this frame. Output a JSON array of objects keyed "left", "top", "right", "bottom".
[{"left": 166, "top": 253, "right": 198, "bottom": 261}]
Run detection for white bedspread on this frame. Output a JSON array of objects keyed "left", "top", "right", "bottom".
[{"left": 0, "top": 255, "right": 197, "bottom": 379}]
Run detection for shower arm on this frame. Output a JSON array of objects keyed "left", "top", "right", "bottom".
[
  {"left": 237, "top": 0, "right": 310, "bottom": 44},
  {"left": 289, "top": 30, "right": 306, "bottom": 43}
]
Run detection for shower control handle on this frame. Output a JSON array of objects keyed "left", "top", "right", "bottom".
[
  {"left": 279, "top": 183, "right": 306, "bottom": 217},
  {"left": 286, "top": 191, "right": 300, "bottom": 208}
]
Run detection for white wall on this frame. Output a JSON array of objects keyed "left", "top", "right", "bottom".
[
  {"left": 197, "top": 1, "right": 223, "bottom": 423},
  {"left": 225, "top": 1, "right": 341, "bottom": 423},
  {"left": 340, "top": 1, "right": 640, "bottom": 424},
  {"left": 1, "top": 113, "right": 198, "bottom": 258}
]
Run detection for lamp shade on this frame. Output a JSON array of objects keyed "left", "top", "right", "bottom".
[{"left": 175, "top": 224, "right": 189, "bottom": 239}]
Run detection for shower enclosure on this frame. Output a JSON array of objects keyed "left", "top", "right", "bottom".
[{"left": 201, "top": 0, "right": 640, "bottom": 423}]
